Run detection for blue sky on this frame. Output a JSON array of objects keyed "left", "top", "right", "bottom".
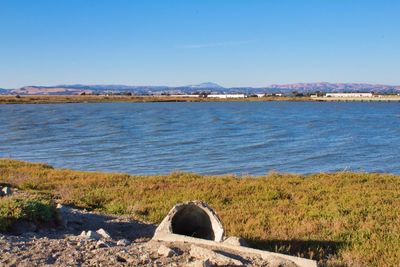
[{"left": 0, "top": 0, "right": 399, "bottom": 88}]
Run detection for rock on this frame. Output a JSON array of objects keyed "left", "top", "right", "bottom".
[
  {"left": 189, "top": 245, "right": 243, "bottom": 266},
  {"left": 186, "top": 259, "right": 212, "bottom": 267},
  {"left": 56, "top": 204, "right": 68, "bottom": 227},
  {"left": 96, "top": 228, "right": 111, "bottom": 239},
  {"left": 87, "top": 230, "right": 101, "bottom": 240},
  {"left": 223, "top": 236, "right": 248, "bottom": 247},
  {"left": 2, "top": 187, "right": 12, "bottom": 196},
  {"left": 116, "top": 239, "right": 131, "bottom": 246},
  {"left": 95, "top": 240, "right": 109, "bottom": 248},
  {"left": 56, "top": 204, "right": 82, "bottom": 229},
  {"left": 76, "top": 240, "right": 85, "bottom": 247},
  {"left": 267, "top": 257, "right": 299, "bottom": 267},
  {"left": 80, "top": 230, "right": 101, "bottom": 240},
  {"left": 157, "top": 244, "right": 176, "bottom": 257},
  {"left": 115, "top": 255, "right": 127, "bottom": 262},
  {"left": 139, "top": 253, "right": 150, "bottom": 264}
]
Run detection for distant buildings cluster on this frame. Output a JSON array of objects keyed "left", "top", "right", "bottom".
[
  {"left": 311, "top": 92, "right": 375, "bottom": 98},
  {"left": 325, "top": 93, "right": 373, "bottom": 98},
  {"left": 169, "top": 93, "right": 283, "bottom": 99}
]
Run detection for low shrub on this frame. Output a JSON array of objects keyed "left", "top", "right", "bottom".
[{"left": 0, "top": 194, "right": 56, "bottom": 232}]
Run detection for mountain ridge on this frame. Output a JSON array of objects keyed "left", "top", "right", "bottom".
[
  {"left": 1, "top": 82, "right": 400, "bottom": 95},
  {"left": 186, "top": 82, "right": 225, "bottom": 89}
]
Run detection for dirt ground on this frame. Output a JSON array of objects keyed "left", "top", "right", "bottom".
[{"left": 0, "top": 205, "right": 296, "bottom": 266}]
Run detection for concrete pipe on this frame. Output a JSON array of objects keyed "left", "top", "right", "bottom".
[{"left": 154, "top": 201, "right": 224, "bottom": 242}]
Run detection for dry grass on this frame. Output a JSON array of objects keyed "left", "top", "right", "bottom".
[{"left": 0, "top": 159, "right": 399, "bottom": 266}]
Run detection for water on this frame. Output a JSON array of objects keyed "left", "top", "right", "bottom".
[{"left": 0, "top": 101, "right": 399, "bottom": 175}]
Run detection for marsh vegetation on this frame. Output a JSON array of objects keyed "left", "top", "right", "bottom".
[{"left": 0, "top": 159, "right": 399, "bottom": 266}]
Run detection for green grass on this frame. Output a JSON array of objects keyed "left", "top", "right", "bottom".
[
  {"left": 0, "top": 193, "right": 56, "bottom": 232},
  {"left": 0, "top": 159, "right": 399, "bottom": 266}
]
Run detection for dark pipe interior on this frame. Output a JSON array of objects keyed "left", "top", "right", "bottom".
[{"left": 171, "top": 205, "right": 215, "bottom": 240}]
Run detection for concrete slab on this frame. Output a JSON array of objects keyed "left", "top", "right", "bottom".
[{"left": 153, "top": 232, "right": 317, "bottom": 267}]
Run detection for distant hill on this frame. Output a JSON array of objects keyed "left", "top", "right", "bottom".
[
  {"left": 269, "top": 82, "right": 400, "bottom": 93},
  {"left": 2, "top": 82, "right": 400, "bottom": 95},
  {"left": 186, "top": 82, "right": 225, "bottom": 89},
  {"left": 0, "top": 88, "right": 9, "bottom": 94}
]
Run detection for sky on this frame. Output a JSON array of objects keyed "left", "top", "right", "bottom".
[{"left": 0, "top": 0, "right": 400, "bottom": 88}]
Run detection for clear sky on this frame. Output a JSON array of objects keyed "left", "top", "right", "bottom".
[{"left": 1, "top": 0, "right": 399, "bottom": 88}]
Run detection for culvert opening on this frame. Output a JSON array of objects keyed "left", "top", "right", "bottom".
[{"left": 171, "top": 205, "right": 215, "bottom": 240}]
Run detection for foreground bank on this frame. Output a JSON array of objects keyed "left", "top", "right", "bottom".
[
  {"left": 1, "top": 200, "right": 286, "bottom": 266},
  {"left": 0, "top": 159, "right": 399, "bottom": 266}
]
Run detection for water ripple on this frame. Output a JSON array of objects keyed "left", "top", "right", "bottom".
[{"left": 0, "top": 102, "right": 400, "bottom": 175}]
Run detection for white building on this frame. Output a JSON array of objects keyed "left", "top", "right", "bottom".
[
  {"left": 268, "top": 93, "right": 283, "bottom": 97},
  {"left": 208, "top": 94, "right": 246, "bottom": 99},
  {"left": 325, "top": 93, "right": 373, "bottom": 98}
]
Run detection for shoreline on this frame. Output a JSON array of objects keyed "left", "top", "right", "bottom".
[
  {"left": 0, "top": 95, "right": 310, "bottom": 104},
  {"left": 1, "top": 95, "right": 400, "bottom": 104}
]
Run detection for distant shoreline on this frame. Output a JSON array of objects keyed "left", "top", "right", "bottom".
[
  {"left": 0, "top": 95, "right": 310, "bottom": 104},
  {"left": 1, "top": 95, "right": 400, "bottom": 104}
]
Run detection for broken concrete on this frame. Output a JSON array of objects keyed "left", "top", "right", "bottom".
[
  {"left": 157, "top": 244, "right": 176, "bottom": 257},
  {"left": 96, "top": 228, "right": 111, "bottom": 239},
  {"left": 153, "top": 201, "right": 317, "bottom": 267},
  {"left": 56, "top": 204, "right": 69, "bottom": 228},
  {"left": 223, "top": 236, "right": 248, "bottom": 247},
  {"left": 96, "top": 240, "right": 109, "bottom": 248},
  {"left": 155, "top": 201, "right": 224, "bottom": 242},
  {"left": 1, "top": 186, "right": 12, "bottom": 196},
  {"left": 185, "top": 259, "right": 212, "bottom": 267},
  {"left": 190, "top": 244, "right": 244, "bottom": 266},
  {"left": 80, "top": 230, "right": 101, "bottom": 240},
  {"left": 116, "top": 239, "right": 131, "bottom": 246}
]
